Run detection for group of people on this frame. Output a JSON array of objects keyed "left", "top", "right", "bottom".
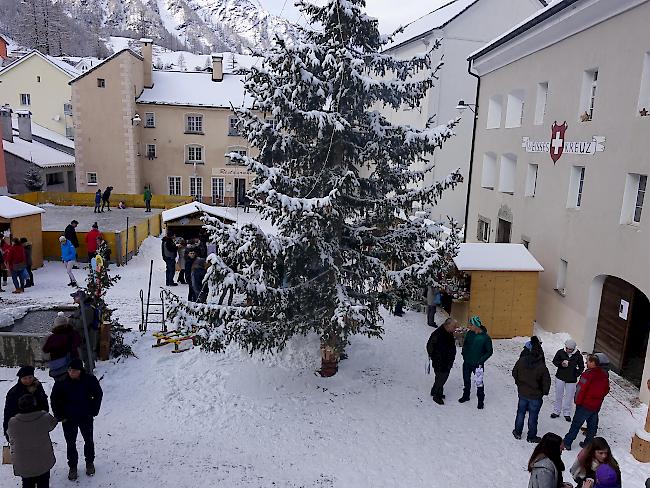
[
  {"left": 161, "top": 231, "right": 210, "bottom": 303},
  {"left": 3, "top": 361, "right": 103, "bottom": 487},
  {"left": 60, "top": 220, "right": 110, "bottom": 287},
  {"left": 93, "top": 185, "right": 154, "bottom": 213},
  {"left": 0, "top": 235, "right": 35, "bottom": 294}
]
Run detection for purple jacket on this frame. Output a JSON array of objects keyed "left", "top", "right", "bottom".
[{"left": 594, "top": 464, "right": 620, "bottom": 488}]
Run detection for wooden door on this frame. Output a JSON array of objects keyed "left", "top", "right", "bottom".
[
  {"left": 594, "top": 276, "right": 635, "bottom": 372},
  {"left": 496, "top": 218, "right": 511, "bottom": 243}
]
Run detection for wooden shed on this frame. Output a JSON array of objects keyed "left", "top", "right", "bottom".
[
  {"left": 0, "top": 196, "right": 44, "bottom": 268},
  {"left": 162, "top": 202, "right": 236, "bottom": 239},
  {"left": 451, "top": 243, "right": 543, "bottom": 339}
]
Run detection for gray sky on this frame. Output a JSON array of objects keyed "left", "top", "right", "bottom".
[{"left": 258, "top": 0, "right": 451, "bottom": 34}]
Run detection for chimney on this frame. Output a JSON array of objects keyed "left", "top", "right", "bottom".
[
  {"left": 16, "top": 110, "right": 32, "bottom": 142},
  {"left": 140, "top": 38, "right": 153, "bottom": 89},
  {"left": 211, "top": 54, "right": 223, "bottom": 82},
  {"left": 0, "top": 106, "right": 12, "bottom": 143}
]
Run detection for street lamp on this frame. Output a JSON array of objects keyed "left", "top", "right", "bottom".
[
  {"left": 131, "top": 113, "right": 141, "bottom": 125},
  {"left": 456, "top": 100, "right": 477, "bottom": 113}
]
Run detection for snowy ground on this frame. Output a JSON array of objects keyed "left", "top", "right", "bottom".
[
  {"left": 0, "top": 236, "right": 648, "bottom": 487},
  {"left": 41, "top": 205, "right": 162, "bottom": 232}
]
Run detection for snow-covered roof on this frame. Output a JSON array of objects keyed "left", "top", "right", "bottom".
[
  {"left": 3, "top": 136, "right": 75, "bottom": 168},
  {"left": 11, "top": 116, "right": 75, "bottom": 150},
  {"left": 453, "top": 243, "right": 544, "bottom": 272},
  {"left": 0, "top": 50, "right": 80, "bottom": 78},
  {"left": 162, "top": 202, "right": 237, "bottom": 223},
  {"left": 137, "top": 71, "right": 253, "bottom": 109},
  {"left": 384, "top": 0, "right": 480, "bottom": 51},
  {"left": 0, "top": 196, "right": 44, "bottom": 219}
]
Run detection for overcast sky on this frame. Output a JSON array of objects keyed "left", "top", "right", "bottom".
[{"left": 258, "top": 0, "right": 452, "bottom": 34}]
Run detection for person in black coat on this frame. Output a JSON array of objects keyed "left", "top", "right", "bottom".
[
  {"left": 51, "top": 358, "right": 103, "bottom": 480},
  {"left": 426, "top": 318, "right": 458, "bottom": 405},
  {"left": 184, "top": 248, "right": 197, "bottom": 301},
  {"left": 101, "top": 186, "right": 113, "bottom": 212},
  {"left": 64, "top": 220, "right": 79, "bottom": 249},
  {"left": 161, "top": 232, "right": 179, "bottom": 286},
  {"left": 191, "top": 257, "right": 207, "bottom": 303},
  {"left": 3, "top": 366, "right": 49, "bottom": 441},
  {"left": 551, "top": 339, "right": 584, "bottom": 421}
]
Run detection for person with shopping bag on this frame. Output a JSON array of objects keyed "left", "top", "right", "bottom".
[{"left": 458, "top": 316, "right": 493, "bottom": 409}]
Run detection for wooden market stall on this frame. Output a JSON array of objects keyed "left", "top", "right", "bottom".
[
  {"left": 451, "top": 243, "right": 543, "bottom": 339},
  {"left": 0, "top": 196, "right": 44, "bottom": 268},
  {"left": 162, "top": 202, "right": 236, "bottom": 239}
]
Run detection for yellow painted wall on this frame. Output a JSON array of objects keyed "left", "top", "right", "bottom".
[
  {"left": 0, "top": 53, "right": 74, "bottom": 135},
  {"left": 14, "top": 191, "right": 191, "bottom": 209}
]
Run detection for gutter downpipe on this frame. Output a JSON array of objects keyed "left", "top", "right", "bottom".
[{"left": 463, "top": 59, "right": 480, "bottom": 243}]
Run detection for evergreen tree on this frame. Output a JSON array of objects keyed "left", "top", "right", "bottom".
[
  {"left": 167, "top": 0, "right": 462, "bottom": 375},
  {"left": 24, "top": 169, "right": 43, "bottom": 191}
]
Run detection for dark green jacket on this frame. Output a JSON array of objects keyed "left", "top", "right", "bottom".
[
  {"left": 143, "top": 189, "right": 152, "bottom": 201},
  {"left": 461, "top": 326, "right": 493, "bottom": 367}
]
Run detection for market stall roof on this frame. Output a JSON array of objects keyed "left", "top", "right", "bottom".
[
  {"left": 162, "top": 202, "right": 236, "bottom": 224},
  {"left": 0, "top": 196, "right": 45, "bottom": 219},
  {"left": 453, "top": 243, "right": 544, "bottom": 272}
]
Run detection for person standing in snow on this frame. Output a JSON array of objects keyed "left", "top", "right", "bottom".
[
  {"left": 51, "top": 358, "right": 103, "bottom": 480},
  {"left": 562, "top": 354, "right": 610, "bottom": 450},
  {"left": 6, "top": 237, "right": 28, "bottom": 293},
  {"left": 426, "top": 318, "right": 457, "bottom": 405},
  {"left": 59, "top": 236, "right": 77, "bottom": 287},
  {"left": 3, "top": 366, "right": 49, "bottom": 442},
  {"left": 20, "top": 237, "right": 34, "bottom": 287},
  {"left": 42, "top": 313, "right": 81, "bottom": 381},
  {"left": 459, "top": 316, "right": 493, "bottom": 409},
  {"left": 85, "top": 222, "right": 102, "bottom": 262},
  {"left": 143, "top": 186, "right": 152, "bottom": 212},
  {"left": 94, "top": 189, "right": 102, "bottom": 213},
  {"left": 64, "top": 220, "right": 79, "bottom": 249},
  {"left": 101, "top": 186, "right": 113, "bottom": 212},
  {"left": 192, "top": 257, "right": 208, "bottom": 303},
  {"left": 162, "top": 231, "right": 178, "bottom": 286},
  {"left": 176, "top": 238, "right": 187, "bottom": 284},
  {"left": 425, "top": 286, "right": 441, "bottom": 327},
  {"left": 185, "top": 248, "right": 198, "bottom": 301},
  {"left": 68, "top": 290, "right": 97, "bottom": 371},
  {"left": 527, "top": 432, "right": 569, "bottom": 488},
  {"left": 1, "top": 235, "right": 10, "bottom": 287},
  {"left": 551, "top": 339, "right": 584, "bottom": 422},
  {"left": 512, "top": 336, "right": 551, "bottom": 443}
]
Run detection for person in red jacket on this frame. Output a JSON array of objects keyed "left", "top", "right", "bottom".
[
  {"left": 562, "top": 354, "right": 610, "bottom": 450},
  {"left": 85, "top": 222, "right": 102, "bottom": 261},
  {"left": 6, "top": 237, "right": 27, "bottom": 293}
]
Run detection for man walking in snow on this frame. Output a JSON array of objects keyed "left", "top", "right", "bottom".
[
  {"left": 551, "top": 339, "right": 584, "bottom": 422},
  {"left": 562, "top": 354, "right": 609, "bottom": 450},
  {"left": 59, "top": 236, "right": 78, "bottom": 287},
  {"left": 51, "top": 358, "right": 103, "bottom": 480},
  {"left": 143, "top": 186, "right": 152, "bottom": 212},
  {"left": 512, "top": 336, "right": 551, "bottom": 443},
  {"left": 459, "top": 316, "right": 493, "bottom": 409},
  {"left": 427, "top": 318, "right": 457, "bottom": 405},
  {"left": 101, "top": 186, "right": 113, "bottom": 212}
]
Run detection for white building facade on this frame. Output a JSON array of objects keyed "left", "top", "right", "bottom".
[
  {"left": 466, "top": 0, "right": 650, "bottom": 402},
  {"left": 383, "top": 0, "right": 546, "bottom": 224}
]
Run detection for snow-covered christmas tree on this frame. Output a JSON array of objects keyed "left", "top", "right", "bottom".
[{"left": 168, "top": 0, "right": 462, "bottom": 375}]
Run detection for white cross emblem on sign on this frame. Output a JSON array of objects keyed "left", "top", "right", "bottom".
[{"left": 552, "top": 131, "right": 564, "bottom": 155}]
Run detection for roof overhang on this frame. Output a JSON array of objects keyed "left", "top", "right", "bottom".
[{"left": 453, "top": 243, "right": 544, "bottom": 272}]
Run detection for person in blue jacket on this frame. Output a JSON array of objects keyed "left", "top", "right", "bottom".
[
  {"left": 94, "top": 189, "right": 102, "bottom": 213},
  {"left": 59, "top": 236, "right": 77, "bottom": 287}
]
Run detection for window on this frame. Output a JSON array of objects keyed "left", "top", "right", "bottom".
[
  {"left": 480, "top": 152, "right": 497, "bottom": 189},
  {"left": 65, "top": 126, "right": 74, "bottom": 140},
  {"left": 190, "top": 176, "right": 203, "bottom": 201},
  {"left": 477, "top": 216, "right": 490, "bottom": 242},
  {"left": 144, "top": 112, "right": 155, "bottom": 128},
  {"left": 87, "top": 172, "right": 98, "bottom": 185},
  {"left": 46, "top": 172, "right": 63, "bottom": 185},
  {"left": 556, "top": 259, "right": 568, "bottom": 295},
  {"left": 63, "top": 103, "right": 73, "bottom": 116},
  {"left": 228, "top": 116, "right": 241, "bottom": 136},
  {"left": 620, "top": 173, "right": 647, "bottom": 224},
  {"left": 186, "top": 145, "right": 204, "bottom": 164},
  {"left": 534, "top": 82, "right": 548, "bottom": 125},
  {"left": 20, "top": 94, "right": 31, "bottom": 106},
  {"left": 567, "top": 166, "right": 585, "bottom": 208},
  {"left": 146, "top": 144, "right": 156, "bottom": 159},
  {"left": 498, "top": 154, "right": 516, "bottom": 194},
  {"left": 525, "top": 163, "right": 538, "bottom": 197},
  {"left": 579, "top": 69, "right": 598, "bottom": 121},
  {"left": 638, "top": 53, "right": 650, "bottom": 116},
  {"left": 505, "top": 90, "right": 525, "bottom": 128},
  {"left": 211, "top": 177, "right": 225, "bottom": 204},
  {"left": 185, "top": 114, "right": 203, "bottom": 134},
  {"left": 97, "top": 78, "right": 105, "bottom": 88},
  {"left": 496, "top": 218, "right": 512, "bottom": 243},
  {"left": 227, "top": 148, "right": 248, "bottom": 165},
  {"left": 486, "top": 95, "right": 502, "bottom": 129},
  {"left": 168, "top": 176, "right": 182, "bottom": 195}
]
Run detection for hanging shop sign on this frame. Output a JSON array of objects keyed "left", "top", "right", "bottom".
[{"left": 521, "top": 122, "right": 605, "bottom": 164}]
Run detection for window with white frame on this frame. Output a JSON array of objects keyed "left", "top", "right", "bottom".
[
  {"left": 477, "top": 216, "right": 490, "bottom": 242},
  {"left": 498, "top": 154, "right": 516, "bottom": 194},
  {"left": 144, "top": 112, "right": 155, "bottom": 128},
  {"left": 556, "top": 259, "right": 568, "bottom": 295},
  {"left": 525, "top": 163, "right": 538, "bottom": 197},
  {"left": 87, "top": 172, "right": 98, "bottom": 185},
  {"left": 480, "top": 152, "right": 497, "bottom": 189},
  {"left": 211, "top": 177, "right": 225, "bottom": 204},
  {"left": 505, "top": 90, "right": 525, "bottom": 128},
  {"left": 20, "top": 93, "right": 31, "bottom": 106},
  {"left": 168, "top": 176, "right": 181, "bottom": 195},
  {"left": 227, "top": 147, "right": 248, "bottom": 165},
  {"left": 638, "top": 53, "right": 650, "bottom": 116},
  {"left": 579, "top": 69, "right": 598, "bottom": 121},
  {"left": 146, "top": 144, "right": 156, "bottom": 159},
  {"left": 486, "top": 95, "right": 502, "bottom": 129},
  {"left": 620, "top": 173, "right": 647, "bottom": 224},
  {"left": 186, "top": 145, "right": 204, "bottom": 163},
  {"left": 185, "top": 114, "right": 203, "bottom": 133},
  {"left": 534, "top": 82, "right": 548, "bottom": 125},
  {"left": 228, "top": 116, "right": 241, "bottom": 136},
  {"left": 567, "top": 166, "right": 586, "bottom": 208},
  {"left": 189, "top": 176, "right": 203, "bottom": 201}
]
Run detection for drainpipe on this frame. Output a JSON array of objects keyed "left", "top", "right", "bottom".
[{"left": 463, "top": 59, "right": 481, "bottom": 243}]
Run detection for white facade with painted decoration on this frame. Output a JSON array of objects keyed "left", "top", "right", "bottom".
[{"left": 466, "top": 0, "right": 650, "bottom": 402}]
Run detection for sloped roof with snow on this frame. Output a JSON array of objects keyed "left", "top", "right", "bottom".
[
  {"left": 453, "top": 243, "right": 544, "bottom": 272},
  {"left": 137, "top": 71, "right": 253, "bottom": 109},
  {"left": 0, "top": 50, "right": 80, "bottom": 78},
  {"left": 11, "top": 117, "right": 75, "bottom": 150},
  {"left": 3, "top": 136, "right": 75, "bottom": 168},
  {"left": 0, "top": 196, "right": 44, "bottom": 219},
  {"left": 162, "top": 202, "right": 237, "bottom": 223}
]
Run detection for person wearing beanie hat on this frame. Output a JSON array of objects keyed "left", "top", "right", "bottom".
[
  {"left": 551, "top": 338, "right": 584, "bottom": 422},
  {"left": 3, "top": 365, "right": 49, "bottom": 441},
  {"left": 51, "top": 356, "right": 103, "bottom": 480},
  {"left": 85, "top": 223, "right": 103, "bottom": 261},
  {"left": 459, "top": 315, "right": 493, "bottom": 409},
  {"left": 60, "top": 235, "right": 77, "bottom": 287}
]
